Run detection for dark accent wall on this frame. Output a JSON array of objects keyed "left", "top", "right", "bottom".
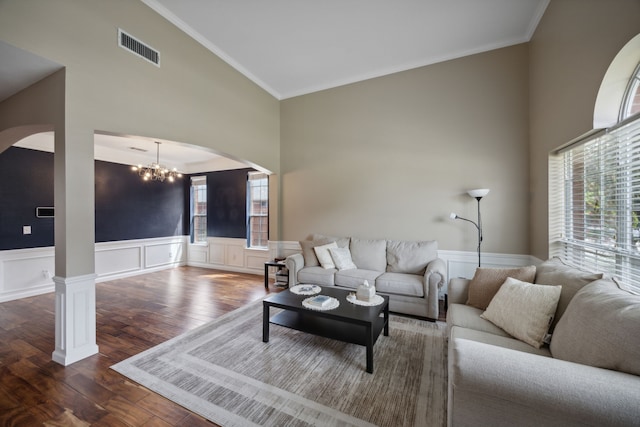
[
  {"left": 0, "top": 147, "right": 189, "bottom": 250},
  {"left": 0, "top": 147, "right": 255, "bottom": 250},
  {"left": 95, "top": 160, "right": 188, "bottom": 242},
  {"left": 0, "top": 147, "right": 55, "bottom": 250},
  {"left": 206, "top": 168, "right": 253, "bottom": 238}
]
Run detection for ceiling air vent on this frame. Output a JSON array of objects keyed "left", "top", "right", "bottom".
[{"left": 118, "top": 29, "right": 160, "bottom": 67}]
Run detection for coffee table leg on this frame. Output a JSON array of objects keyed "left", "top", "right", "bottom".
[
  {"left": 366, "top": 324, "right": 373, "bottom": 373},
  {"left": 264, "top": 264, "right": 269, "bottom": 289},
  {"left": 384, "top": 303, "right": 389, "bottom": 336},
  {"left": 263, "top": 303, "right": 270, "bottom": 342}
]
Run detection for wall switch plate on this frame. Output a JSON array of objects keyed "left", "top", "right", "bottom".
[{"left": 23, "top": 226, "right": 31, "bottom": 235}]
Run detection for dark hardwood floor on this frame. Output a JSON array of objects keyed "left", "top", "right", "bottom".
[{"left": 0, "top": 266, "right": 446, "bottom": 426}]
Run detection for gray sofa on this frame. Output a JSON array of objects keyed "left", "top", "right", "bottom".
[
  {"left": 285, "top": 234, "right": 446, "bottom": 319},
  {"left": 446, "top": 258, "right": 640, "bottom": 427}
]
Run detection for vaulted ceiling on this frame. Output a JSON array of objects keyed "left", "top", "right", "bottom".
[
  {"left": 1, "top": 1, "right": 550, "bottom": 169},
  {"left": 143, "top": 0, "right": 550, "bottom": 99}
]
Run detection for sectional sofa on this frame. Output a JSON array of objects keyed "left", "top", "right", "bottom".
[
  {"left": 285, "top": 234, "right": 446, "bottom": 319},
  {"left": 446, "top": 258, "right": 640, "bottom": 426}
]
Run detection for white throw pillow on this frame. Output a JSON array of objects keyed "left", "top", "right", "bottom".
[
  {"left": 329, "top": 247, "right": 357, "bottom": 271},
  {"left": 313, "top": 242, "right": 338, "bottom": 269},
  {"left": 481, "top": 277, "right": 562, "bottom": 348}
]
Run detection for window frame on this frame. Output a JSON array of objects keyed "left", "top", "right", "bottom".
[
  {"left": 190, "top": 176, "right": 207, "bottom": 245},
  {"left": 619, "top": 60, "right": 640, "bottom": 122},
  {"left": 246, "top": 171, "right": 269, "bottom": 249}
]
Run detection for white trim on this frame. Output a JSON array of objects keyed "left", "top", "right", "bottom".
[
  {"left": 0, "top": 236, "right": 189, "bottom": 303},
  {"left": 186, "top": 237, "right": 270, "bottom": 274},
  {"left": 52, "top": 273, "right": 99, "bottom": 366}
]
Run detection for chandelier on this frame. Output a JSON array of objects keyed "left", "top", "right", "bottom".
[{"left": 131, "top": 141, "right": 183, "bottom": 183}]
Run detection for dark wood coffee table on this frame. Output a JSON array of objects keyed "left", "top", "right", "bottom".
[{"left": 262, "top": 286, "right": 389, "bottom": 373}]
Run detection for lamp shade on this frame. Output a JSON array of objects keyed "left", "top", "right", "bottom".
[{"left": 467, "top": 188, "right": 490, "bottom": 198}]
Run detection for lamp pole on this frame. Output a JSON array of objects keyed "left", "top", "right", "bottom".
[
  {"left": 474, "top": 195, "right": 483, "bottom": 268},
  {"left": 451, "top": 188, "right": 489, "bottom": 268}
]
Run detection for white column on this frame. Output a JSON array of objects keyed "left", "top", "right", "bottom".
[
  {"left": 51, "top": 274, "right": 99, "bottom": 366},
  {"left": 53, "top": 126, "right": 97, "bottom": 365}
]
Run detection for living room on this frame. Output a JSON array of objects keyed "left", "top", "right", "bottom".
[{"left": 0, "top": 0, "right": 639, "bottom": 425}]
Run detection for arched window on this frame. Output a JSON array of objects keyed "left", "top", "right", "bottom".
[
  {"left": 620, "top": 61, "right": 640, "bottom": 121},
  {"left": 549, "top": 36, "right": 640, "bottom": 294}
]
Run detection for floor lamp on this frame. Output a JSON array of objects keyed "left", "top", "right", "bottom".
[{"left": 450, "top": 188, "right": 490, "bottom": 267}]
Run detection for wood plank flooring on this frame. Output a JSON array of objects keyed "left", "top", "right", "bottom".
[{"left": 0, "top": 266, "right": 446, "bottom": 426}]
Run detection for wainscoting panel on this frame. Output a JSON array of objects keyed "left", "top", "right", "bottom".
[
  {"left": 0, "top": 237, "right": 189, "bottom": 303},
  {"left": 187, "top": 237, "right": 270, "bottom": 275},
  {"left": 0, "top": 248, "right": 55, "bottom": 302},
  {"left": 145, "top": 240, "right": 185, "bottom": 269},
  {"left": 208, "top": 242, "right": 225, "bottom": 265},
  {"left": 95, "top": 245, "right": 141, "bottom": 277},
  {"left": 225, "top": 244, "right": 245, "bottom": 268},
  {"left": 188, "top": 244, "right": 209, "bottom": 264}
]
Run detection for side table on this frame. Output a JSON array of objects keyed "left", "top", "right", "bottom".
[{"left": 264, "top": 260, "right": 287, "bottom": 289}]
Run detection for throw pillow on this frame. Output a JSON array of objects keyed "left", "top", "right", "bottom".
[
  {"left": 313, "top": 242, "right": 338, "bottom": 269},
  {"left": 466, "top": 265, "right": 537, "bottom": 310},
  {"left": 329, "top": 247, "right": 357, "bottom": 271},
  {"left": 550, "top": 278, "right": 640, "bottom": 376},
  {"left": 299, "top": 238, "right": 332, "bottom": 267},
  {"left": 481, "top": 277, "right": 562, "bottom": 348},
  {"left": 386, "top": 240, "right": 438, "bottom": 274},
  {"left": 534, "top": 257, "right": 603, "bottom": 331}
]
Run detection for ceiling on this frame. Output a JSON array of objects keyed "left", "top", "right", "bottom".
[
  {"left": 2, "top": 1, "right": 550, "bottom": 169},
  {"left": 143, "top": 0, "right": 550, "bottom": 100}
]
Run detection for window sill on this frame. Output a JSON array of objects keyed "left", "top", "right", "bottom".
[{"left": 245, "top": 246, "right": 268, "bottom": 252}]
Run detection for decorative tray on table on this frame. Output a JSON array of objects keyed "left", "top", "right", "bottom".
[{"left": 290, "top": 284, "right": 321, "bottom": 295}]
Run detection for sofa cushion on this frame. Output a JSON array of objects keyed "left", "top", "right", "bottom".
[
  {"left": 450, "top": 326, "right": 552, "bottom": 357},
  {"left": 534, "top": 257, "right": 603, "bottom": 330},
  {"left": 299, "top": 238, "right": 332, "bottom": 267},
  {"left": 311, "top": 234, "right": 350, "bottom": 249},
  {"left": 375, "top": 272, "right": 424, "bottom": 297},
  {"left": 466, "top": 265, "right": 537, "bottom": 310},
  {"left": 386, "top": 240, "right": 437, "bottom": 275},
  {"left": 298, "top": 266, "right": 336, "bottom": 286},
  {"left": 349, "top": 238, "right": 387, "bottom": 271},
  {"left": 481, "top": 277, "right": 561, "bottom": 348},
  {"left": 446, "top": 303, "right": 511, "bottom": 338},
  {"left": 313, "top": 242, "right": 338, "bottom": 269},
  {"left": 335, "top": 269, "right": 382, "bottom": 289},
  {"left": 550, "top": 278, "right": 640, "bottom": 376},
  {"left": 328, "top": 247, "right": 357, "bottom": 271}
]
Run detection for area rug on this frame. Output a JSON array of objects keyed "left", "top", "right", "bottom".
[{"left": 111, "top": 299, "right": 448, "bottom": 427}]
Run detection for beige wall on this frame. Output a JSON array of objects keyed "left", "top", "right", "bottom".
[
  {"left": 2, "top": 0, "right": 639, "bottom": 263},
  {"left": 0, "top": 0, "right": 280, "bottom": 275},
  {"left": 0, "top": 69, "right": 63, "bottom": 151},
  {"left": 529, "top": 0, "right": 640, "bottom": 259},
  {"left": 0, "top": 0, "right": 280, "bottom": 172},
  {"left": 281, "top": 45, "right": 531, "bottom": 254}
]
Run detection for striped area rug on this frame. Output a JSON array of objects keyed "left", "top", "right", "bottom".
[{"left": 112, "top": 299, "right": 448, "bottom": 427}]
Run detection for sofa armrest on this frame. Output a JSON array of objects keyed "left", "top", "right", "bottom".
[
  {"left": 285, "top": 253, "right": 303, "bottom": 287},
  {"left": 424, "top": 257, "right": 446, "bottom": 319},
  {"left": 447, "top": 278, "right": 470, "bottom": 305},
  {"left": 449, "top": 338, "right": 640, "bottom": 427}
]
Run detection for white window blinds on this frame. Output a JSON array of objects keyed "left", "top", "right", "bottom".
[{"left": 549, "top": 115, "right": 640, "bottom": 294}]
